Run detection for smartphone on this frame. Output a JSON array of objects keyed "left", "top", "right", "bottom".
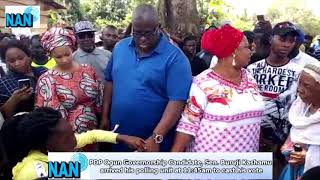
[
  {"left": 294, "top": 144, "right": 303, "bottom": 152},
  {"left": 18, "top": 78, "right": 31, "bottom": 89},
  {"left": 257, "top": 15, "right": 265, "bottom": 22}
]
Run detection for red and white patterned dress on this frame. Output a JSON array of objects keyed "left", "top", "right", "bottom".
[
  {"left": 36, "top": 64, "right": 103, "bottom": 133},
  {"left": 177, "top": 68, "right": 264, "bottom": 152}
]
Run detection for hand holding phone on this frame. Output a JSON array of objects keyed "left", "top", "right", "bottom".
[
  {"left": 18, "top": 79, "right": 31, "bottom": 89},
  {"left": 10, "top": 86, "right": 33, "bottom": 103},
  {"left": 257, "top": 15, "right": 265, "bottom": 22}
]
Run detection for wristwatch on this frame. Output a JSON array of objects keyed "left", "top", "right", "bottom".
[{"left": 152, "top": 133, "right": 164, "bottom": 144}]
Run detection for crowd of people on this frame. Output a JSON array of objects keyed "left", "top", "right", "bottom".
[{"left": 0, "top": 3, "right": 320, "bottom": 180}]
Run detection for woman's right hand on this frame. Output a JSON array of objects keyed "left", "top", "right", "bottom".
[{"left": 10, "top": 87, "right": 33, "bottom": 102}]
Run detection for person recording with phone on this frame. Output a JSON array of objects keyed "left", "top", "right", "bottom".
[
  {"left": 249, "top": 15, "right": 272, "bottom": 65},
  {"left": 0, "top": 39, "right": 47, "bottom": 119}
]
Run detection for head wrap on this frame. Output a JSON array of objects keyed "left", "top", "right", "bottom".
[
  {"left": 40, "top": 27, "right": 76, "bottom": 53},
  {"left": 201, "top": 25, "right": 244, "bottom": 59},
  {"left": 303, "top": 62, "right": 320, "bottom": 83}
]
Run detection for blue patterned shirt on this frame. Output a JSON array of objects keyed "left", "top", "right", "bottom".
[{"left": 0, "top": 67, "right": 47, "bottom": 114}]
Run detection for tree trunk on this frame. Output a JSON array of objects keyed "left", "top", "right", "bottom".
[{"left": 157, "top": 0, "right": 200, "bottom": 37}]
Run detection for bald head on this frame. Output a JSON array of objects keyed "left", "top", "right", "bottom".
[
  {"left": 133, "top": 4, "right": 159, "bottom": 25},
  {"left": 132, "top": 4, "right": 160, "bottom": 53}
]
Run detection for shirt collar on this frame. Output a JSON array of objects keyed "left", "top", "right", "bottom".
[
  {"left": 291, "top": 50, "right": 303, "bottom": 62},
  {"left": 128, "top": 34, "right": 166, "bottom": 55},
  {"left": 78, "top": 48, "right": 100, "bottom": 57}
]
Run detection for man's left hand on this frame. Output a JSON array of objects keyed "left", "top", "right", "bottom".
[{"left": 145, "top": 137, "right": 160, "bottom": 152}]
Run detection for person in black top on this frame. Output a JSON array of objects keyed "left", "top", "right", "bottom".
[
  {"left": 301, "top": 166, "right": 320, "bottom": 180},
  {"left": 243, "top": 31, "right": 255, "bottom": 51},
  {"left": 250, "top": 20, "right": 272, "bottom": 65},
  {"left": 30, "top": 35, "right": 50, "bottom": 67},
  {"left": 182, "top": 35, "right": 208, "bottom": 76},
  {"left": 304, "top": 35, "right": 314, "bottom": 55},
  {"left": 182, "top": 35, "right": 197, "bottom": 59},
  {"left": 0, "top": 39, "right": 47, "bottom": 119}
]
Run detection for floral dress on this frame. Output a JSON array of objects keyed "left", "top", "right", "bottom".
[
  {"left": 36, "top": 64, "right": 103, "bottom": 133},
  {"left": 177, "top": 69, "right": 265, "bottom": 152}
]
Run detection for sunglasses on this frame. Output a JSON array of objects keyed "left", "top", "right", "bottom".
[{"left": 77, "top": 32, "right": 95, "bottom": 39}]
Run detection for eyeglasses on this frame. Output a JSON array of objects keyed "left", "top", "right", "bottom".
[
  {"left": 77, "top": 32, "right": 95, "bottom": 39},
  {"left": 132, "top": 28, "right": 158, "bottom": 38}
]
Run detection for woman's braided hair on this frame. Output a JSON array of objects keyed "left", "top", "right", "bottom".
[{"left": 0, "top": 107, "right": 62, "bottom": 177}]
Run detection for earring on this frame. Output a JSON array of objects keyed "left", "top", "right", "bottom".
[{"left": 232, "top": 54, "right": 236, "bottom": 66}]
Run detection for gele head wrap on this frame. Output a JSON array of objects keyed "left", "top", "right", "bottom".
[
  {"left": 40, "top": 27, "right": 76, "bottom": 53},
  {"left": 201, "top": 24, "right": 244, "bottom": 59}
]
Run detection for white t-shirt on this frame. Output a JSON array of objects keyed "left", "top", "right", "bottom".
[
  {"left": 247, "top": 59, "right": 303, "bottom": 143},
  {"left": 290, "top": 51, "right": 318, "bottom": 67}
]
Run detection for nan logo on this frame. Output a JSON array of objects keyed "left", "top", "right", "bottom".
[
  {"left": 48, "top": 153, "right": 88, "bottom": 178},
  {"left": 5, "top": 6, "right": 40, "bottom": 28}
]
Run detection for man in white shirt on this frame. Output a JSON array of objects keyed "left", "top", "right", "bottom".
[
  {"left": 289, "top": 28, "right": 318, "bottom": 66},
  {"left": 247, "top": 21, "right": 302, "bottom": 179},
  {"left": 291, "top": 50, "right": 318, "bottom": 66}
]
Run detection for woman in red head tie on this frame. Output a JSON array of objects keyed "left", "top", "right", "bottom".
[
  {"left": 35, "top": 28, "right": 103, "bottom": 151},
  {"left": 171, "top": 25, "right": 264, "bottom": 152}
]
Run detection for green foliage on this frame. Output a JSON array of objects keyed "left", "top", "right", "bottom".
[
  {"left": 81, "top": 0, "right": 132, "bottom": 29},
  {"left": 134, "top": 0, "right": 156, "bottom": 6},
  {"left": 78, "top": 0, "right": 157, "bottom": 30},
  {"left": 231, "top": 10, "right": 255, "bottom": 31},
  {"left": 66, "top": 0, "right": 83, "bottom": 24},
  {"left": 47, "top": 10, "right": 58, "bottom": 26},
  {"left": 197, "top": 0, "right": 231, "bottom": 28},
  {"left": 47, "top": 0, "right": 319, "bottom": 37},
  {"left": 266, "top": 1, "right": 320, "bottom": 36},
  {"left": 196, "top": 0, "right": 253, "bottom": 30},
  {"left": 47, "top": 0, "right": 83, "bottom": 26},
  {"left": 196, "top": 0, "right": 320, "bottom": 35},
  {"left": 208, "top": 0, "right": 231, "bottom": 24},
  {"left": 197, "top": 0, "right": 211, "bottom": 24}
]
